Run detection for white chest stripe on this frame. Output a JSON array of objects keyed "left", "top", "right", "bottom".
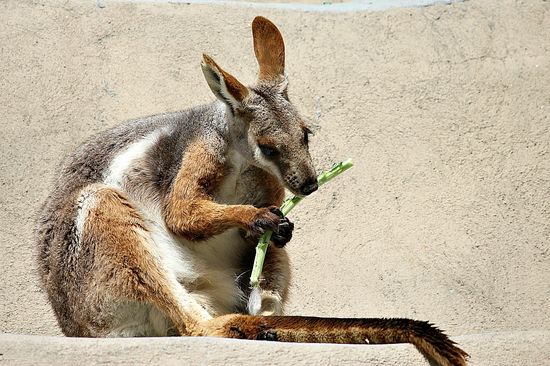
[{"left": 103, "top": 130, "right": 163, "bottom": 189}]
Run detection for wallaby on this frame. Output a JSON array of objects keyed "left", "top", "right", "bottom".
[{"left": 36, "top": 16, "right": 468, "bottom": 366}]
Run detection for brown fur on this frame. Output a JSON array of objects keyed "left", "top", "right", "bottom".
[
  {"left": 252, "top": 16, "right": 285, "bottom": 82},
  {"left": 163, "top": 139, "right": 280, "bottom": 241},
  {"left": 242, "top": 164, "right": 286, "bottom": 208},
  {"left": 256, "top": 136, "right": 278, "bottom": 148}
]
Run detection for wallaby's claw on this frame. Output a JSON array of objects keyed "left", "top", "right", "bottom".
[
  {"left": 257, "top": 329, "right": 278, "bottom": 341},
  {"left": 269, "top": 207, "right": 284, "bottom": 218},
  {"left": 271, "top": 217, "right": 294, "bottom": 247}
]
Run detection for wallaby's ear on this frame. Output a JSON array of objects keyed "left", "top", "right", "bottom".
[
  {"left": 201, "top": 54, "right": 249, "bottom": 109},
  {"left": 252, "top": 16, "right": 285, "bottom": 82}
]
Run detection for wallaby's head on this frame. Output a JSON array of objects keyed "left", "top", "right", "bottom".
[{"left": 201, "top": 16, "right": 318, "bottom": 196}]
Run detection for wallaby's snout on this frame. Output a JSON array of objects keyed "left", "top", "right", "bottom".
[
  {"left": 281, "top": 154, "right": 317, "bottom": 196},
  {"left": 301, "top": 177, "right": 318, "bottom": 196}
]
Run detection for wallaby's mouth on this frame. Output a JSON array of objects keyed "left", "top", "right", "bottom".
[{"left": 299, "top": 178, "right": 319, "bottom": 196}]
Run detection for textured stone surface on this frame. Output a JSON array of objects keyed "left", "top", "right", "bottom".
[
  {"left": 0, "top": 0, "right": 548, "bottom": 363},
  {"left": 1, "top": 331, "right": 549, "bottom": 365}
]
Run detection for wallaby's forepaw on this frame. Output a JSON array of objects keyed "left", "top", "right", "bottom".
[
  {"left": 270, "top": 215, "right": 294, "bottom": 248},
  {"left": 247, "top": 207, "right": 294, "bottom": 247},
  {"left": 248, "top": 206, "right": 282, "bottom": 236}
]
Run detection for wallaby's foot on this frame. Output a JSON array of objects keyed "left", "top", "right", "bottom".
[
  {"left": 247, "top": 288, "right": 284, "bottom": 316},
  {"left": 258, "top": 291, "right": 284, "bottom": 316}
]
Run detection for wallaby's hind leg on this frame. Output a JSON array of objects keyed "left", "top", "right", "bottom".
[{"left": 74, "top": 184, "right": 209, "bottom": 336}]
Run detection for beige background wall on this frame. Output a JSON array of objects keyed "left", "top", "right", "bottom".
[{"left": 0, "top": 0, "right": 548, "bottom": 364}]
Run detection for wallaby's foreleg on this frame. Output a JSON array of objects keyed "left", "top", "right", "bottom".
[
  {"left": 79, "top": 184, "right": 210, "bottom": 336},
  {"left": 163, "top": 140, "right": 281, "bottom": 241},
  {"left": 201, "top": 314, "right": 468, "bottom": 366}
]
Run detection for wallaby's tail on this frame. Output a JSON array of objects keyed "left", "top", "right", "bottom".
[{"left": 201, "top": 314, "right": 468, "bottom": 366}]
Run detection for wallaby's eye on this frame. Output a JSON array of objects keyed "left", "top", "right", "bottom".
[{"left": 259, "top": 145, "right": 279, "bottom": 158}]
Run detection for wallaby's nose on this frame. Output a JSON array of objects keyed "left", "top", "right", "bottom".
[{"left": 300, "top": 179, "right": 318, "bottom": 196}]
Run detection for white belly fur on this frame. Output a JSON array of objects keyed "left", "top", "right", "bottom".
[{"left": 148, "top": 220, "right": 248, "bottom": 316}]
